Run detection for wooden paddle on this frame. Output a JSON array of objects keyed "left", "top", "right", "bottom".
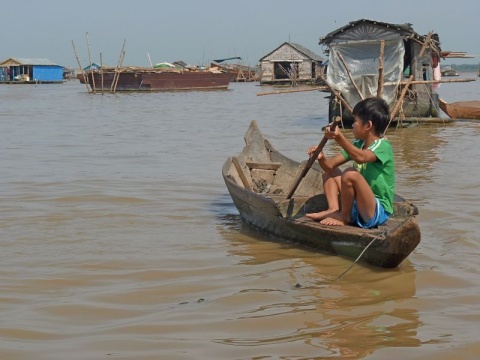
[{"left": 286, "top": 118, "right": 340, "bottom": 199}]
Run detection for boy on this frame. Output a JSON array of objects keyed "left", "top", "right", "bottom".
[{"left": 306, "top": 97, "right": 394, "bottom": 228}]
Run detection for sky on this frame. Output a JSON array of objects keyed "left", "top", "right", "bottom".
[{"left": 1, "top": 0, "right": 478, "bottom": 68}]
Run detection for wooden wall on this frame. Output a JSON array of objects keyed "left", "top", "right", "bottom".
[{"left": 260, "top": 44, "right": 316, "bottom": 84}]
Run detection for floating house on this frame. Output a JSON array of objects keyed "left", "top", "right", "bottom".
[
  {"left": 259, "top": 42, "right": 324, "bottom": 85},
  {"left": 0, "top": 58, "right": 64, "bottom": 83},
  {"left": 319, "top": 19, "right": 443, "bottom": 123}
]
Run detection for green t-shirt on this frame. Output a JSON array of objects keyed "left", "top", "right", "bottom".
[{"left": 341, "top": 138, "right": 395, "bottom": 214}]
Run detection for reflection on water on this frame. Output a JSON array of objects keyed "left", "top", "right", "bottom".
[
  {"left": 1, "top": 81, "right": 480, "bottom": 359},
  {"left": 217, "top": 214, "right": 420, "bottom": 358}
]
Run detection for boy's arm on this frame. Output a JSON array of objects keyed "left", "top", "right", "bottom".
[
  {"left": 317, "top": 153, "right": 347, "bottom": 172},
  {"left": 329, "top": 129, "right": 377, "bottom": 164}
]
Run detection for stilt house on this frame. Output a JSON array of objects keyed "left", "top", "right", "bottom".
[
  {"left": 319, "top": 19, "right": 442, "bottom": 123},
  {"left": 259, "top": 42, "right": 324, "bottom": 85}
]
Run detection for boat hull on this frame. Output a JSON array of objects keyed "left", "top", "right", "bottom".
[
  {"left": 78, "top": 70, "right": 231, "bottom": 91},
  {"left": 222, "top": 120, "right": 421, "bottom": 268},
  {"left": 439, "top": 99, "right": 480, "bottom": 120}
]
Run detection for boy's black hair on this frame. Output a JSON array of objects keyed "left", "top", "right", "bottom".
[{"left": 352, "top": 97, "right": 390, "bottom": 135}]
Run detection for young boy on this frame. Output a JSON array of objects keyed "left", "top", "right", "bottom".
[{"left": 306, "top": 97, "right": 394, "bottom": 228}]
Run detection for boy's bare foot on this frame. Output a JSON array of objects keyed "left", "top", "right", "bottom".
[
  {"left": 306, "top": 209, "right": 337, "bottom": 221},
  {"left": 320, "top": 212, "right": 349, "bottom": 226}
]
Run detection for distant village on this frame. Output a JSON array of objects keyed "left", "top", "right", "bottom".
[
  {"left": 1, "top": 18, "right": 477, "bottom": 123},
  {"left": 0, "top": 18, "right": 476, "bottom": 87}
]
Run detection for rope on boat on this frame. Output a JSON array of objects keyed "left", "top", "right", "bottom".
[
  {"left": 334, "top": 217, "right": 408, "bottom": 280},
  {"left": 334, "top": 231, "right": 385, "bottom": 281}
]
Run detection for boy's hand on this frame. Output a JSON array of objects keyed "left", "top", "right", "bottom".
[
  {"left": 324, "top": 122, "right": 339, "bottom": 139},
  {"left": 307, "top": 146, "right": 324, "bottom": 160}
]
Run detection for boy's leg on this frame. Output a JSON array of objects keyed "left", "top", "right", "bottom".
[
  {"left": 320, "top": 168, "right": 376, "bottom": 226},
  {"left": 306, "top": 167, "right": 342, "bottom": 220},
  {"left": 342, "top": 169, "right": 377, "bottom": 223}
]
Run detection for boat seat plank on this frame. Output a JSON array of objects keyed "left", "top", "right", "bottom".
[{"left": 246, "top": 161, "right": 281, "bottom": 171}]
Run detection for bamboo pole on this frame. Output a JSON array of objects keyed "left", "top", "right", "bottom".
[
  {"left": 86, "top": 32, "right": 96, "bottom": 93},
  {"left": 389, "top": 32, "right": 433, "bottom": 124},
  {"left": 337, "top": 52, "right": 364, "bottom": 100},
  {"left": 257, "top": 86, "right": 327, "bottom": 96},
  {"left": 112, "top": 50, "right": 125, "bottom": 94},
  {"left": 100, "top": 52, "right": 104, "bottom": 95},
  {"left": 390, "top": 75, "right": 413, "bottom": 121},
  {"left": 411, "top": 31, "right": 433, "bottom": 85},
  {"left": 377, "top": 40, "right": 385, "bottom": 98},
  {"left": 398, "top": 78, "right": 476, "bottom": 85},
  {"left": 147, "top": 52, "right": 153, "bottom": 67},
  {"left": 71, "top": 40, "right": 90, "bottom": 93},
  {"left": 110, "top": 39, "right": 126, "bottom": 93},
  {"left": 317, "top": 71, "right": 353, "bottom": 113}
]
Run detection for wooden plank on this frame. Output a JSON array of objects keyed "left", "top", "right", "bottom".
[
  {"left": 246, "top": 161, "right": 281, "bottom": 170},
  {"left": 232, "top": 157, "right": 252, "bottom": 191}
]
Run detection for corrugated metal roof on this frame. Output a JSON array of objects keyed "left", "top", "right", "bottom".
[
  {"left": 319, "top": 18, "right": 420, "bottom": 45},
  {"left": 288, "top": 43, "right": 324, "bottom": 62},
  {"left": 0, "top": 57, "right": 59, "bottom": 66}
]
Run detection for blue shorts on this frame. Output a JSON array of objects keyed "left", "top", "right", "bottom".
[{"left": 351, "top": 198, "right": 390, "bottom": 229}]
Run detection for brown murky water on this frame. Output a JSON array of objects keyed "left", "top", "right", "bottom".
[{"left": 1, "top": 77, "right": 479, "bottom": 359}]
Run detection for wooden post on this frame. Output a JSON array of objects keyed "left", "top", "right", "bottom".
[
  {"left": 71, "top": 40, "right": 90, "bottom": 93},
  {"left": 86, "top": 32, "right": 96, "bottom": 93},
  {"left": 377, "top": 40, "right": 385, "bottom": 98},
  {"left": 337, "top": 52, "right": 364, "bottom": 100}
]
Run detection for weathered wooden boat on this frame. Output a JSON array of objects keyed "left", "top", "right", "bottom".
[
  {"left": 77, "top": 67, "right": 231, "bottom": 92},
  {"left": 222, "top": 120, "right": 421, "bottom": 268},
  {"left": 439, "top": 98, "right": 480, "bottom": 119}
]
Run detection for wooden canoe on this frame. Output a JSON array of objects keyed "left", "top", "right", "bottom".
[
  {"left": 222, "top": 120, "right": 421, "bottom": 268},
  {"left": 439, "top": 98, "right": 480, "bottom": 120}
]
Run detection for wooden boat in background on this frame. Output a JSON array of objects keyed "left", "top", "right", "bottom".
[
  {"left": 78, "top": 67, "right": 231, "bottom": 92},
  {"left": 439, "top": 99, "right": 480, "bottom": 119},
  {"left": 222, "top": 120, "right": 421, "bottom": 268},
  {"left": 441, "top": 66, "right": 459, "bottom": 77}
]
